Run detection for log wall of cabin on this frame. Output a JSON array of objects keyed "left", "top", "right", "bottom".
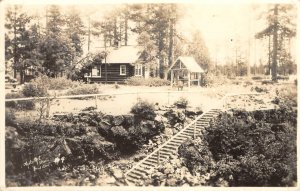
[{"left": 89, "top": 63, "right": 134, "bottom": 83}]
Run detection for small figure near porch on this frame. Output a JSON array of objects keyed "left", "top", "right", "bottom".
[{"left": 177, "top": 80, "right": 183, "bottom": 91}]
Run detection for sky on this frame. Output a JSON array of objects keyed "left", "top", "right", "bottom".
[{"left": 4, "top": 1, "right": 298, "bottom": 66}]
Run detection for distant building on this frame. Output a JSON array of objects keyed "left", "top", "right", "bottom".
[
  {"left": 169, "top": 56, "right": 204, "bottom": 87},
  {"left": 84, "top": 45, "right": 149, "bottom": 84}
]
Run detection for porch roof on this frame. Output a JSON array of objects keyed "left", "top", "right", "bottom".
[{"left": 170, "top": 56, "right": 204, "bottom": 73}]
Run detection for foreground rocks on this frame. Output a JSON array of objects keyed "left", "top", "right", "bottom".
[{"left": 6, "top": 102, "right": 204, "bottom": 186}]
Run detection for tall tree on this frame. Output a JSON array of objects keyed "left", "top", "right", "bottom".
[
  {"left": 5, "top": 5, "right": 33, "bottom": 83},
  {"left": 39, "top": 5, "right": 72, "bottom": 77},
  {"left": 137, "top": 31, "right": 158, "bottom": 77},
  {"left": 65, "top": 7, "right": 86, "bottom": 63},
  {"left": 185, "top": 30, "right": 211, "bottom": 71},
  {"left": 255, "top": 4, "right": 296, "bottom": 81},
  {"left": 128, "top": 4, "right": 181, "bottom": 79}
]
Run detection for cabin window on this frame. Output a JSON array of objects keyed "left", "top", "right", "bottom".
[
  {"left": 91, "top": 65, "right": 101, "bottom": 77},
  {"left": 120, "top": 65, "right": 126, "bottom": 75},
  {"left": 135, "top": 64, "right": 143, "bottom": 76}
]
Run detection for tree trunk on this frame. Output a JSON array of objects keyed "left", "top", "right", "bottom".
[
  {"left": 272, "top": 5, "right": 278, "bottom": 82},
  {"left": 268, "top": 34, "right": 271, "bottom": 75},
  {"left": 124, "top": 15, "right": 128, "bottom": 46},
  {"left": 20, "top": 70, "right": 24, "bottom": 84},
  {"left": 166, "top": 18, "right": 174, "bottom": 80},
  {"left": 13, "top": 6, "right": 17, "bottom": 78},
  {"left": 113, "top": 17, "right": 118, "bottom": 46}
]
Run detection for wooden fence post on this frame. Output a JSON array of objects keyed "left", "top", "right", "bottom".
[{"left": 95, "top": 95, "right": 98, "bottom": 109}]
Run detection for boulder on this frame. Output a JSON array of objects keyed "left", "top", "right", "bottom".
[
  {"left": 166, "top": 178, "right": 177, "bottom": 186},
  {"left": 102, "top": 115, "right": 113, "bottom": 125},
  {"left": 177, "top": 110, "right": 186, "bottom": 121},
  {"left": 111, "top": 168, "right": 124, "bottom": 180},
  {"left": 112, "top": 115, "right": 124, "bottom": 126},
  {"left": 111, "top": 126, "right": 129, "bottom": 137},
  {"left": 186, "top": 107, "right": 203, "bottom": 117},
  {"left": 98, "top": 175, "right": 116, "bottom": 185},
  {"left": 97, "top": 122, "right": 111, "bottom": 137},
  {"left": 122, "top": 114, "right": 135, "bottom": 128},
  {"left": 163, "top": 163, "right": 175, "bottom": 174},
  {"left": 174, "top": 123, "right": 182, "bottom": 130}
]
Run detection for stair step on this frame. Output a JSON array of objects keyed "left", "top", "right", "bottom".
[
  {"left": 127, "top": 172, "right": 142, "bottom": 180},
  {"left": 164, "top": 144, "right": 178, "bottom": 150},
  {"left": 170, "top": 138, "right": 185, "bottom": 143},
  {"left": 126, "top": 177, "right": 136, "bottom": 184},
  {"left": 201, "top": 115, "right": 214, "bottom": 119},
  {"left": 173, "top": 137, "right": 188, "bottom": 142},
  {"left": 135, "top": 167, "right": 148, "bottom": 174},
  {"left": 139, "top": 164, "right": 154, "bottom": 169},
  {"left": 181, "top": 132, "right": 193, "bottom": 136},
  {"left": 153, "top": 151, "right": 170, "bottom": 157},
  {"left": 177, "top": 134, "right": 190, "bottom": 139},
  {"left": 184, "top": 129, "right": 196, "bottom": 133},
  {"left": 195, "top": 124, "right": 206, "bottom": 127},
  {"left": 198, "top": 119, "right": 210, "bottom": 122},
  {"left": 161, "top": 147, "right": 176, "bottom": 153},
  {"left": 167, "top": 142, "right": 182, "bottom": 147},
  {"left": 145, "top": 158, "right": 158, "bottom": 163},
  {"left": 141, "top": 161, "right": 156, "bottom": 167},
  {"left": 131, "top": 170, "right": 145, "bottom": 178},
  {"left": 198, "top": 119, "right": 210, "bottom": 121},
  {"left": 197, "top": 122, "right": 209, "bottom": 124}
]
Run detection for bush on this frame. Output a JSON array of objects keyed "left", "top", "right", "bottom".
[
  {"left": 277, "top": 76, "right": 289, "bottom": 81},
  {"left": 201, "top": 73, "right": 214, "bottom": 87},
  {"left": 179, "top": 109, "right": 297, "bottom": 186},
  {"left": 174, "top": 97, "right": 189, "bottom": 109},
  {"left": 125, "top": 77, "right": 170, "bottom": 86},
  {"left": 201, "top": 73, "right": 229, "bottom": 87},
  {"left": 6, "top": 93, "right": 24, "bottom": 108},
  {"left": 252, "top": 76, "right": 263, "bottom": 80},
  {"left": 261, "top": 80, "right": 274, "bottom": 85},
  {"left": 48, "top": 77, "right": 74, "bottom": 90},
  {"left": 23, "top": 83, "right": 48, "bottom": 97},
  {"left": 145, "top": 77, "right": 170, "bottom": 87},
  {"left": 277, "top": 85, "right": 297, "bottom": 107},
  {"left": 131, "top": 100, "right": 156, "bottom": 120},
  {"left": 244, "top": 80, "right": 253, "bottom": 86},
  {"left": 6, "top": 92, "right": 35, "bottom": 110},
  {"left": 66, "top": 84, "right": 100, "bottom": 95},
  {"left": 5, "top": 109, "right": 16, "bottom": 126}
]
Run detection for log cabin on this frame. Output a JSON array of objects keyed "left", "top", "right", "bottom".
[{"left": 84, "top": 45, "right": 146, "bottom": 84}]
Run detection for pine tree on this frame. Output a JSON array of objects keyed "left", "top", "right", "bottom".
[
  {"left": 5, "top": 5, "right": 33, "bottom": 83},
  {"left": 185, "top": 30, "right": 211, "bottom": 71},
  {"left": 39, "top": 5, "right": 72, "bottom": 77},
  {"left": 65, "top": 7, "right": 86, "bottom": 62},
  {"left": 255, "top": 4, "right": 296, "bottom": 81}
]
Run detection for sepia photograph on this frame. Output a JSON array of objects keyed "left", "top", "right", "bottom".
[{"left": 1, "top": 0, "right": 298, "bottom": 188}]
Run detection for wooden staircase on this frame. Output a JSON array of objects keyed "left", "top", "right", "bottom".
[{"left": 124, "top": 108, "right": 222, "bottom": 185}]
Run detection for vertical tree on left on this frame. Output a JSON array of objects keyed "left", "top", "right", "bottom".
[{"left": 5, "top": 5, "right": 39, "bottom": 84}]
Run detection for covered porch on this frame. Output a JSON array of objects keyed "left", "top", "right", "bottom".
[{"left": 169, "top": 56, "right": 204, "bottom": 88}]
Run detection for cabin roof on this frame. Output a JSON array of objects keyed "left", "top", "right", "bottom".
[
  {"left": 170, "top": 56, "right": 204, "bottom": 73},
  {"left": 103, "top": 46, "right": 141, "bottom": 64}
]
